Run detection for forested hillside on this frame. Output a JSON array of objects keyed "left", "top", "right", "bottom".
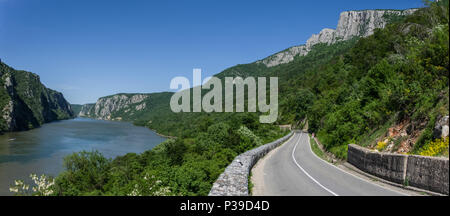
[
  {"left": 275, "top": 0, "right": 449, "bottom": 158},
  {"left": 0, "top": 62, "right": 74, "bottom": 133}
]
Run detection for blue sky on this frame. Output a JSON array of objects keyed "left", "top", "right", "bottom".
[{"left": 0, "top": 0, "right": 425, "bottom": 104}]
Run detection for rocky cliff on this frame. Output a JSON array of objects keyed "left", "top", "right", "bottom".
[
  {"left": 0, "top": 61, "right": 74, "bottom": 132},
  {"left": 79, "top": 94, "right": 150, "bottom": 121},
  {"left": 259, "top": 9, "right": 417, "bottom": 67},
  {"left": 78, "top": 103, "right": 95, "bottom": 117}
]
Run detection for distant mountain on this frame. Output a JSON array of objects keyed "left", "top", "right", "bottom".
[
  {"left": 70, "top": 104, "right": 83, "bottom": 116},
  {"left": 0, "top": 61, "right": 74, "bottom": 133},
  {"left": 78, "top": 103, "right": 95, "bottom": 117},
  {"left": 79, "top": 94, "right": 149, "bottom": 120},
  {"left": 78, "top": 92, "right": 173, "bottom": 122}
]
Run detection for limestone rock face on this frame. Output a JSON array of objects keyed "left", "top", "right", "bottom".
[
  {"left": 434, "top": 115, "right": 450, "bottom": 139},
  {"left": 336, "top": 9, "right": 417, "bottom": 40},
  {"left": 78, "top": 103, "right": 95, "bottom": 117},
  {"left": 79, "top": 94, "right": 149, "bottom": 121},
  {"left": 260, "top": 46, "right": 309, "bottom": 67},
  {"left": 259, "top": 9, "right": 417, "bottom": 67},
  {"left": 306, "top": 28, "right": 336, "bottom": 50}
]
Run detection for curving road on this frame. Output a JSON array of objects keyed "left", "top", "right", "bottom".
[{"left": 252, "top": 132, "right": 406, "bottom": 196}]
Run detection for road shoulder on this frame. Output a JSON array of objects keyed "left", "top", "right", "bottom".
[
  {"left": 308, "top": 135, "right": 432, "bottom": 196},
  {"left": 250, "top": 134, "right": 296, "bottom": 196}
]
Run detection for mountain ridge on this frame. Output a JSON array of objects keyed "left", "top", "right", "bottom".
[{"left": 257, "top": 8, "right": 417, "bottom": 67}]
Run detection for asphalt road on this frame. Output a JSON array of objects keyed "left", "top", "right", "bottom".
[{"left": 255, "top": 132, "right": 406, "bottom": 196}]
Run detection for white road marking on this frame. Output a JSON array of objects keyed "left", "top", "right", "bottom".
[
  {"left": 305, "top": 134, "right": 410, "bottom": 196},
  {"left": 291, "top": 133, "right": 339, "bottom": 196}
]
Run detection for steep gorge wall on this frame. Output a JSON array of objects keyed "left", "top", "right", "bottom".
[
  {"left": 78, "top": 94, "right": 149, "bottom": 120},
  {"left": 78, "top": 103, "right": 95, "bottom": 117},
  {"left": 0, "top": 62, "right": 74, "bottom": 132}
]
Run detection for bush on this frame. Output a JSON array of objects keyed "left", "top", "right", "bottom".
[
  {"left": 419, "top": 137, "right": 449, "bottom": 157},
  {"left": 54, "top": 151, "right": 111, "bottom": 195}
]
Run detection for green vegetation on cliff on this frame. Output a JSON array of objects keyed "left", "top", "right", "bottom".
[
  {"left": 303, "top": 1, "right": 448, "bottom": 158},
  {"left": 0, "top": 62, "right": 74, "bottom": 132}
]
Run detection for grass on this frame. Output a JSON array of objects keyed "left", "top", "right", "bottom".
[
  {"left": 359, "top": 116, "right": 395, "bottom": 148},
  {"left": 309, "top": 135, "right": 330, "bottom": 162},
  {"left": 248, "top": 172, "right": 254, "bottom": 195}
]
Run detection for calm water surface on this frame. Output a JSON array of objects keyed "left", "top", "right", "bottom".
[{"left": 0, "top": 117, "right": 166, "bottom": 195}]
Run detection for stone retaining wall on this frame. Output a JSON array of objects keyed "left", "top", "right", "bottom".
[
  {"left": 406, "top": 155, "right": 449, "bottom": 194},
  {"left": 348, "top": 144, "right": 449, "bottom": 195},
  {"left": 209, "top": 131, "right": 294, "bottom": 196}
]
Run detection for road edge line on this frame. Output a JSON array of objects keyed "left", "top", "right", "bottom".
[
  {"left": 291, "top": 133, "right": 339, "bottom": 196},
  {"left": 250, "top": 131, "right": 298, "bottom": 196},
  {"left": 306, "top": 134, "right": 410, "bottom": 196}
]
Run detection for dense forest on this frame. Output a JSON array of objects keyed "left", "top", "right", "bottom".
[{"left": 10, "top": 0, "right": 449, "bottom": 196}]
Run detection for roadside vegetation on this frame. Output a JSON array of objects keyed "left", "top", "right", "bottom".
[
  {"left": 309, "top": 135, "right": 329, "bottom": 162},
  {"left": 418, "top": 137, "right": 449, "bottom": 157}
]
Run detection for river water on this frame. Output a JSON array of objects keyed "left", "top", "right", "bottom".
[{"left": 0, "top": 117, "right": 166, "bottom": 195}]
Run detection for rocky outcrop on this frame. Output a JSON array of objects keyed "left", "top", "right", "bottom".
[
  {"left": 78, "top": 103, "right": 95, "bottom": 117},
  {"left": 259, "top": 46, "right": 309, "bottom": 67},
  {"left": 259, "top": 9, "right": 417, "bottom": 67},
  {"left": 434, "top": 115, "right": 449, "bottom": 139},
  {"left": 0, "top": 62, "right": 74, "bottom": 132},
  {"left": 79, "top": 94, "right": 149, "bottom": 121}
]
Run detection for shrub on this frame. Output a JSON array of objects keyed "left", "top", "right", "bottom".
[
  {"left": 376, "top": 140, "right": 388, "bottom": 151},
  {"left": 419, "top": 137, "right": 449, "bottom": 157}
]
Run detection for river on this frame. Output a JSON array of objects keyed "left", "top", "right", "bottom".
[{"left": 0, "top": 117, "right": 166, "bottom": 195}]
